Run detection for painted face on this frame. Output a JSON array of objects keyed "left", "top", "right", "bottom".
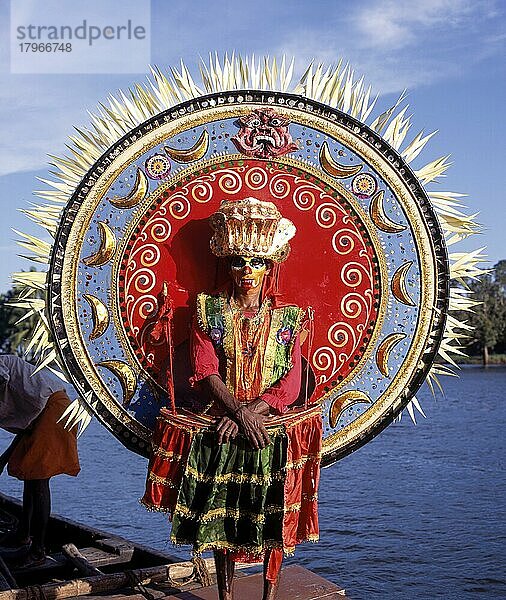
[{"left": 230, "top": 256, "right": 270, "bottom": 292}]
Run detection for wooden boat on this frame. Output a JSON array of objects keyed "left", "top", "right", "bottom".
[{"left": 0, "top": 492, "right": 348, "bottom": 599}]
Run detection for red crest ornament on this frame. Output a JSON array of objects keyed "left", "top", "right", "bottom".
[{"left": 232, "top": 107, "right": 299, "bottom": 159}]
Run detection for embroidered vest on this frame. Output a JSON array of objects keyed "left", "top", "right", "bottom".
[{"left": 196, "top": 292, "right": 304, "bottom": 395}]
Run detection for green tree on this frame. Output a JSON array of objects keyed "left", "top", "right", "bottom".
[
  {"left": 0, "top": 270, "right": 44, "bottom": 358},
  {"left": 466, "top": 261, "right": 506, "bottom": 365},
  {"left": 495, "top": 259, "right": 506, "bottom": 293},
  {"left": 0, "top": 288, "right": 26, "bottom": 354}
]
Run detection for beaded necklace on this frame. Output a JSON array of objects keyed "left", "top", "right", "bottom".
[{"left": 228, "top": 297, "right": 272, "bottom": 401}]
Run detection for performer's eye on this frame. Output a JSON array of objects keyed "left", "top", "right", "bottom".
[
  {"left": 270, "top": 118, "right": 280, "bottom": 126},
  {"left": 250, "top": 258, "right": 266, "bottom": 269},
  {"left": 230, "top": 256, "right": 247, "bottom": 269},
  {"left": 230, "top": 256, "right": 266, "bottom": 270},
  {"left": 249, "top": 118, "right": 261, "bottom": 127}
]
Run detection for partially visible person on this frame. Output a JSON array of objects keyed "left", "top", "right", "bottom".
[{"left": 0, "top": 355, "right": 80, "bottom": 567}]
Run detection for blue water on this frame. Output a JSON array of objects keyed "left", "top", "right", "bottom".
[{"left": 0, "top": 367, "right": 505, "bottom": 599}]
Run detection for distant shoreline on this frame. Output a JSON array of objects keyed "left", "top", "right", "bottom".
[{"left": 454, "top": 354, "right": 506, "bottom": 365}]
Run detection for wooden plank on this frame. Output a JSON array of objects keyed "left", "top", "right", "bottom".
[
  {"left": 11, "top": 544, "right": 132, "bottom": 576},
  {"left": 168, "top": 565, "right": 348, "bottom": 599},
  {"left": 0, "top": 494, "right": 176, "bottom": 566},
  {"left": 76, "top": 546, "right": 130, "bottom": 568},
  {"left": 62, "top": 544, "right": 103, "bottom": 577},
  {"left": 94, "top": 537, "right": 134, "bottom": 560}
]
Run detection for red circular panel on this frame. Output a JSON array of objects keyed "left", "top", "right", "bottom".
[{"left": 118, "top": 159, "right": 381, "bottom": 400}]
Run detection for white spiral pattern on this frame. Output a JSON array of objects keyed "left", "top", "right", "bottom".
[
  {"left": 245, "top": 167, "right": 268, "bottom": 190},
  {"left": 117, "top": 163, "right": 380, "bottom": 396},
  {"left": 147, "top": 219, "right": 172, "bottom": 244},
  {"left": 191, "top": 180, "right": 213, "bottom": 203},
  {"left": 332, "top": 228, "right": 362, "bottom": 255},
  {"left": 166, "top": 194, "right": 191, "bottom": 220},
  {"left": 268, "top": 174, "right": 291, "bottom": 199},
  {"left": 218, "top": 170, "right": 243, "bottom": 194},
  {"left": 341, "top": 261, "right": 373, "bottom": 288},
  {"left": 328, "top": 321, "right": 357, "bottom": 349},
  {"left": 131, "top": 244, "right": 160, "bottom": 268},
  {"left": 315, "top": 202, "right": 339, "bottom": 228},
  {"left": 293, "top": 185, "right": 317, "bottom": 211},
  {"left": 312, "top": 346, "right": 337, "bottom": 374},
  {"left": 135, "top": 295, "right": 158, "bottom": 320},
  {"left": 341, "top": 292, "right": 369, "bottom": 320},
  {"left": 129, "top": 268, "right": 156, "bottom": 294}
]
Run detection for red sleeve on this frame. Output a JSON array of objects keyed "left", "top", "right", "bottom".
[
  {"left": 260, "top": 334, "right": 302, "bottom": 415},
  {"left": 188, "top": 319, "right": 220, "bottom": 387}
]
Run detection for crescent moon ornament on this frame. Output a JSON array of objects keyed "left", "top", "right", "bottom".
[
  {"left": 319, "top": 141, "right": 363, "bottom": 178},
  {"left": 97, "top": 360, "right": 137, "bottom": 408},
  {"left": 83, "top": 294, "right": 109, "bottom": 340},
  {"left": 391, "top": 261, "right": 416, "bottom": 306},
  {"left": 330, "top": 391, "right": 372, "bottom": 428},
  {"left": 109, "top": 168, "right": 148, "bottom": 208},
  {"left": 82, "top": 222, "right": 116, "bottom": 267},
  {"left": 369, "top": 190, "right": 407, "bottom": 233},
  {"left": 376, "top": 333, "right": 407, "bottom": 377},
  {"left": 165, "top": 130, "right": 209, "bottom": 163}
]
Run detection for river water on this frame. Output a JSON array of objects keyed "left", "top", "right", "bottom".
[{"left": 0, "top": 366, "right": 504, "bottom": 599}]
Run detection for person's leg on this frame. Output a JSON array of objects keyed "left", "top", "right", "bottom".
[
  {"left": 25, "top": 479, "right": 50, "bottom": 557},
  {"left": 263, "top": 548, "right": 283, "bottom": 600},
  {"left": 214, "top": 549, "right": 235, "bottom": 600},
  {"left": 15, "top": 481, "right": 33, "bottom": 544}
]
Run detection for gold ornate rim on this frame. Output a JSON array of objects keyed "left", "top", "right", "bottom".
[{"left": 57, "top": 97, "right": 437, "bottom": 457}]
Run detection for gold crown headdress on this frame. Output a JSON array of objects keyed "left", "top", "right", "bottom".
[{"left": 209, "top": 197, "right": 296, "bottom": 262}]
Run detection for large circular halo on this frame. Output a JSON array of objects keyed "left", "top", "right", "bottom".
[{"left": 46, "top": 90, "right": 449, "bottom": 466}]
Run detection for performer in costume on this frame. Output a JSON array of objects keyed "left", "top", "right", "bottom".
[{"left": 143, "top": 198, "right": 322, "bottom": 600}]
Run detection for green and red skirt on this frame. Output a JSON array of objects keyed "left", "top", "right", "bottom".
[{"left": 142, "top": 405, "right": 322, "bottom": 560}]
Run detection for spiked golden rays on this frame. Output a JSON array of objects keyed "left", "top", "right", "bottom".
[{"left": 12, "top": 55, "right": 484, "bottom": 433}]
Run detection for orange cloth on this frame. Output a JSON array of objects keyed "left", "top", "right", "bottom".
[{"left": 8, "top": 391, "right": 80, "bottom": 480}]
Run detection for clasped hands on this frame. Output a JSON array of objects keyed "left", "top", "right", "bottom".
[{"left": 216, "top": 399, "right": 270, "bottom": 449}]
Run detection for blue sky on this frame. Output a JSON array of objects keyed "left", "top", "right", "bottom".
[{"left": 0, "top": 0, "right": 504, "bottom": 291}]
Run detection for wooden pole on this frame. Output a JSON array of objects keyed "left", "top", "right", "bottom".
[{"left": 0, "top": 556, "right": 16, "bottom": 591}]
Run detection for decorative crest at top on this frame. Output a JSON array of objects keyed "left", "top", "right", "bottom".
[{"left": 231, "top": 107, "right": 299, "bottom": 159}]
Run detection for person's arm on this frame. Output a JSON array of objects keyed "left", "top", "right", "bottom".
[
  {"left": 201, "top": 375, "right": 270, "bottom": 449},
  {"left": 190, "top": 319, "right": 270, "bottom": 449},
  {"left": 0, "top": 433, "right": 23, "bottom": 475},
  {"left": 250, "top": 333, "right": 303, "bottom": 416}
]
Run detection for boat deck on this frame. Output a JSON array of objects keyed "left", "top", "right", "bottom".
[
  {"left": 0, "top": 493, "right": 348, "bottom": 599},
  {"left": 77, "top": 565, "right": 348, "bottom": 599}
]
